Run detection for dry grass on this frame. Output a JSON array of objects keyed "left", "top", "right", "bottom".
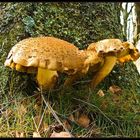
[{"left": 0, "top": 75, "right": 140, "bottom": 138}]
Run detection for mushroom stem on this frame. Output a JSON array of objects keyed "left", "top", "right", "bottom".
[
  {"left": 37, "top": 67, "right": 58, "bottom": 90},
  {"left": 90, "top": 56, "right": 117, "bottom": 89}
]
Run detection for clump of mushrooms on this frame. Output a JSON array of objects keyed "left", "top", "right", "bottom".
[{"left": 4, "top": 37, "right": 140, "bottom": 90}]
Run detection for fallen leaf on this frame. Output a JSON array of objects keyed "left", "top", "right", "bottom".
[
  {"left": 76, "top": 114, "right": 90, "bottom": 128},
  {"left": 63, "top": 120, "right": 72, "bottom": 130},
  {"left": 50, "top": 131, "right": 72, "bottom": 138},
  {"left": 109, "top": 85, "right": 122, "bottom": 95},
  {"left": 51, "top": 124, "right": 63, "bottom": 132},
  {"left": 33, "top": 132, "right": 41, "bottom": 137},
  {"left": 97, "top": 89, "right": 105, "bottom": 97}
]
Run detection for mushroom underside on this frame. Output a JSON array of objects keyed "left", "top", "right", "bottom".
[
  {"left": 9, "top": 62, "right": 37, "bottom": 73},
  {"left": 117, "top": 49, "right": 140, "bottom": 63},
  {"left": 9, "top": 62, "right": 58, "bottom": 90}
]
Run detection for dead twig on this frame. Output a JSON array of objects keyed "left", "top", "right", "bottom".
[{"left": 40, "top": 91, "right": 74, "bottom": 138}]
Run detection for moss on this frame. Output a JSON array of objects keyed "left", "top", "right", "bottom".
[
  {"left": 1, "top": 2, "right": 123, "bottom": 49},
  {"left": 0, "top": 2, "right": 139, "bottom": 95}
]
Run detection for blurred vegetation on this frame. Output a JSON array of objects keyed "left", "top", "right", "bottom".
[{"left": 0, "top": 2, "right": 140, "bottom": 137}]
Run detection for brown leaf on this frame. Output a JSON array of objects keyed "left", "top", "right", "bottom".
[
  {"left": 97, "top": 89, "right": 105, "bottom": 97},
  {"left": 76, "top": 114, "right": 90, "bottom": 128},
  {"left": 63, "top": 120, "right": 72, "bottom": 130},
  {"left": 109, "top": 85, "right": 122, "bottom": 95},
  {"left": 50, "top": 131, "right": 72, "bottom": 138},
  {"left": 33, "top": 132, "right": 41, "bottom": 137}
]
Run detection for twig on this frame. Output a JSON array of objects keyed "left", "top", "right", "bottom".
[
  {"left": 32, "top": 116, "right": 40, "bottom": 134},
  {"left": 37, "top": 105, "right": 47, "bottom": 132},
  {"left": 41, "top": 92, "right": 74, "bottom": 137},
  {"left": 72, "top": 80, "right": 92, "bottom": 86},
  {"left": 66, "top": 104, "right": 86, "bottom": 116},
  {"left": 82, "top": 122, "right": 96, "bottom": 137},
  {"left": 55, "top": 111, "right": 80, "bottom": 126}
]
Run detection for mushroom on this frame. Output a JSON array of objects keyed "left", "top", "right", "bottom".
[
  {"left": 5, "top": 37, "right": 139, "bottom": 90},
  {"left": 64, "top": 39, "right": 140, "bottom": 88},
  {"left": 4, "top": 36, "right": 86, "bottom": 90},
  {"left": 87, "top": 39, "right": 140, "bottom": 89}
]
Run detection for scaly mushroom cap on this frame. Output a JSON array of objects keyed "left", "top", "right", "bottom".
[
  {"left": 4, "top": 36, "right": 86, "bottom": 75},
  {"left": 87, "top": 39, "right": 140, "bottom": 89},
  {"left": 87, "top": 39, "right": 127, "bottom": 57},
  {"left": 87, "top": 39, "right": 140, "bottom": 61},
  {"left": 82, "top": 50, "right": 104, "bottom": 72}
]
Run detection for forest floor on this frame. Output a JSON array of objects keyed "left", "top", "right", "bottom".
[{"left": 0, "top": 72, "right": 140, "bottom": 138}]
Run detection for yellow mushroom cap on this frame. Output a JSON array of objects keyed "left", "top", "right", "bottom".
[
  {"left": 87, "top": 39, "right": 126, "bottom": 57},
  {"left": 4, "top": 36, "right": 86, "bottom": 74}
]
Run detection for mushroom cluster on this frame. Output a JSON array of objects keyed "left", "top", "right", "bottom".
[{"left": 4, "top": 37, "right": 140, "bottom": 90}]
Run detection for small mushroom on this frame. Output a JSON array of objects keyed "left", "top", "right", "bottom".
[
  {"left": 63, "top": 39, "right": 140, "bottom": 87},
  {"left": 87, "top": 39, "right": 140, "bottom": 89},
  {"left": 4, "top": 36, "right": 86, "bottom": 90}
]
